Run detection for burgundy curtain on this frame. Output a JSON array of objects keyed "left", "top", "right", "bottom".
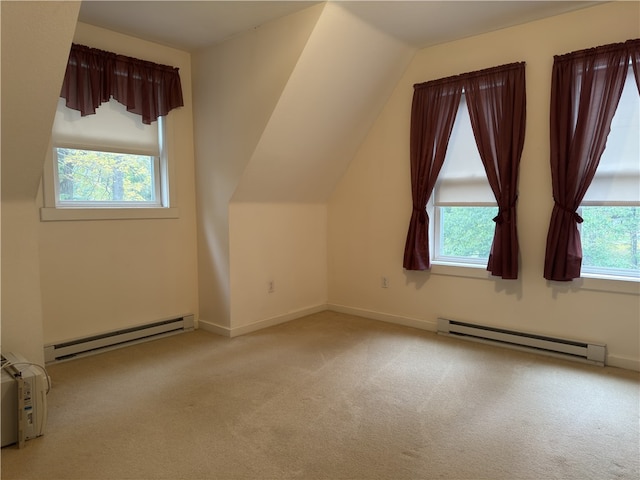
[
  {"left": 630, "top": 39, "right": 640, "bottom": 93},
  {"left": 465, "top": 63, "right": 526, "bottom": 279},
  {"left": 404, "top": 63, "right": 525, "bottom": 277},
  {"left": 403, "top": 80, "right": 462, "bottom": 270},
  {"left": 543, "top": 41, "right": 631, "bottom": 281},
  {"left": 60, "top": 44, "right": 184, "bottom": 124}
]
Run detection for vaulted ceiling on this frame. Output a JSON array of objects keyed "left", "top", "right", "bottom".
[{"left": 78, "top": 1, "right": 602, "bottom": 52}]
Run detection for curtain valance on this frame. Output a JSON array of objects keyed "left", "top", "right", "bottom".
[{"left": 60, "top": 43, "right": 184, "bottom": 125}]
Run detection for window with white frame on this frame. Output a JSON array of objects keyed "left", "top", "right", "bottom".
[
  {"left": 41, "top": 43, "right": 183, "bottom": 221},
  {"left": 432, "top": 94, "right": 497, "bottom": 265},
  {"left": 50, "top": 97, "right": 167, "bottom": 208},
  {"left": 42, "top": 98, "right": 177, "bottom": 221},
  {"left": 580, "top": 64, "right": 639, "bottom": 279}
]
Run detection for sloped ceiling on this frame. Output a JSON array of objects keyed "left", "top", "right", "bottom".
[
  {"left": 77, "top": 0, "right": 602, "bottom": 204},
  {"left": 232, "top": 2, "right": 415, "bottom": 202},
  {"left": 78, "top": 1, "right": 320, "bottom": 51},
  {"left": 78, "top": 1, "right": 602, "bottom": 52},
  {"left": 1, "top": 1, "right": 81, "bottom": 201}
]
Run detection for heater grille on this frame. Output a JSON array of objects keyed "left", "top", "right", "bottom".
[
  {"left": 44, "top": 315, "right": 194, "bottom": 363},
  {"left": 437, "top": 318, "right": 606, "bottom": 366}
]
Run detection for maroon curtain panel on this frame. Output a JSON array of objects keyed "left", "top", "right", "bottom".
[
  {"left": 60, "top": 44, "right": 184, "bottom": 124},
  {"left": 404, "top": 63, "right": 525, "bottom": 277},
  {"left": 465, "top": 63, "right": 526, "bottom": 279},
  {"left": 630, "top": 39, "right": 640, "bottom": 93},
  {"left": 543, "top": 41, "right": 631, "bottom": 281},
  {"left": 403, "top": 80, "right": 462, "bottom": 270}
]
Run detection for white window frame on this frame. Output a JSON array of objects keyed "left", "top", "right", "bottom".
[
  {"left": 578, "top": 204, "right": 640, "bottom": 282},
  {"left": 41, "top": 105, "right": 178, "bottom": 221}
]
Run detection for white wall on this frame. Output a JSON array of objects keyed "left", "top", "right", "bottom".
[
  {"left": 194, "top": 3, "right": 417, "bottom": 334},
  {"left": 192, "top": 4, "right": 324, "bottom": 331},
  {"left": 223, "top": 4, "right": 415, "bottom": 334},
  {"left": 328, "top": 2, "right": 640, "bottom": 370},
  {"left": 37, "top": 23, "right": 199, "bottom": 344},
  {"left": 1, "top": 1, "right": 81, "bottom": 364},
  {"left": 233, "top": 3, "right": 415, "bottom": 203},
  {"left": 228, "top": 202, "right": 327, "bottom": 334}
]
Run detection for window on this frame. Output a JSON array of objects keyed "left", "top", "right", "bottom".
[
  {"left": 41, "top": 43, "right": 183, "bottom": 221},
  {"left": 41, "top": 98, "right": 176, "bottom": 220},
  {"left": 52, "top": 97, "right": 165, "bottom": 207},
  {"left": 544, "top": 39, "right": 638, "bottom": 282},
  {"left": 580, "top": 65, "right": 639, "bottom": 279},
  {"left": 432, "top": 94, "right": 497, "bottom": 266},
  {"left": 404, "top": 62, "right": 524, "bottom": 278}
]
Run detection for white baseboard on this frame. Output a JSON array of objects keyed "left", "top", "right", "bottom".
[
  {"left": 198, "top": 304, "right": 328, "bottom": 338},
  {"left": 327, "top": 304, "right": 438, "bottom": 333},
  {"left": 197, "top": 320, "right": 232, "bottom": 337},
  {"left": 606, "top": 354, "right": 640, "bottom": 372},
  {"left": 198, "top": 304, "right": 638, "bottom": 372}
]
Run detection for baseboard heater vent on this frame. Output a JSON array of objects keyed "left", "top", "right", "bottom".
[
  {"left": 44, "top": 315, "right": 195, "bottom": 363},
  {"left": 437, "top": 318, "right": 606, "bottom": 366}
]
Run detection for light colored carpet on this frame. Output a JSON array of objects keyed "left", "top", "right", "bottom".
[{"left": 1, "top": 311, "right": 639, "bottom": 480}]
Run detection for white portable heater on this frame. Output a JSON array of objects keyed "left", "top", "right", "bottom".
[{"left": 1, "top": 352, "right": 49, "bottom": 448}]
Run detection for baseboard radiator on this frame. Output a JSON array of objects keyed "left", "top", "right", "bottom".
[
  {"left": 437, "top": 318, "right": 606, "bottom": 366},
  {"left": 44, "top": 315, "right": 195, "bottom": 363}
]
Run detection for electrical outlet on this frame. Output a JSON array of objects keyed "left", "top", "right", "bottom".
[
  {"left": 381, "top": 276, "right": 389, "bottom": 288},
  {"left": 268, "top": 280, "right": 275, "bottom": 293}
]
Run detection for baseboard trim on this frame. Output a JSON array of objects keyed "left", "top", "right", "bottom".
[
  {"left": 199, "top": 305, "right": 638, "bottom": 372},
  {"left": 327, "top": 304, "right": 437, "bottom": 333},
  {"left": 606, "top": 354, "right": 640, "bottom": 371},
  {"left": 198, "top": 320, "right": 231, "bottom": 337},
  {"left": 199, "top": 304, "right": 328, "bottom": 338}
]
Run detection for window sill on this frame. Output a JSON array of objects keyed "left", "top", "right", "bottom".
[
  {"left": 431, "top": 261, "right": 493, "bottom": 280},
  {"left": 566, "top": 274, "right": 640, "bottom": 295},
  {"left": 431, "top": 262, "right": 639, "bottom": 294},
  {"left": 40, "top": 207, "right": 179, "bottom": 222}
]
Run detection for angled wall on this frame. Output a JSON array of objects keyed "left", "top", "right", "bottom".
[
  {"left": 193, "top": 2, "right": 417, "bottom": 334},
  {"left": 232, "top": 3, "right": 414, "bottom": 203},
  {"left": 1, "top": 1, "right": 80, "bottom": 363},
  {"left": 192, "top": 4, "right": 324, "bottom": 332},
  {"left": 226, "top": 3, "right": 415, "bottom": 333}
]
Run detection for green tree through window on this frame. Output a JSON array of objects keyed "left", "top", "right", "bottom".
[
  {"left": 56, "top": 148, "right": 156, "bottom": 203},
  {"left": 438, "top": 206, "right": 498, "bottom": 261},
  {"left": 582, "top": 206, "right": 639, "bottom": 273}
]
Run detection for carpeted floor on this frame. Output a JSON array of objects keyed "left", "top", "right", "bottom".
[{"left": 2, "top": 311, "right": 639, "bottom": 480}]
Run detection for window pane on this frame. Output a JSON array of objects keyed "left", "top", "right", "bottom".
[
  {"left": 437, "top": 94, "right": 494, "bottom": 204},
  {"left": 583, "top": 66, "right": 640, "bottom": 203},
  {"left": 56, "top": 148, "right": 157, "bottom": 203},
  {"left": 581, "top": 206, "right": 640, "bottom": 276},
  {"left": 437, "top": 206, "right": 498, "bottom": 262}
]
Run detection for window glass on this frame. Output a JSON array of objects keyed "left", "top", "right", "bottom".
[
  {"left": 581, "top": 206, "right": 639, "bottom": 278},
  {"left": 50, "top": 98, "right": 166, "bottom": 209},
  {"left": 55, "top": 148, "right": 160, "bottom": 206},
  {"left": 436, "top": 206, "right": 498, "bottom": 264}
]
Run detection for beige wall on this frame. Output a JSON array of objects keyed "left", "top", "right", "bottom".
[
  {"left": 3, "top": 1, "right": 637, "bottom": 370},
  {"left": 192, "top": 5, "right": 324, "bottom": 330},
  {"left": 328, "top": 2, "right": 640, "bottom": 370},
  {"left": 1, "top": 1, "right": 81, "bottom": 364},
  {"left": 37, "top": 23, "right": 199, "bottom": 344},
  {"left": 228, "top": 202, "right": 327, "bottom": 334},
  {"left": 194, "top": 3, "right": 415, "bottom": 334}
]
